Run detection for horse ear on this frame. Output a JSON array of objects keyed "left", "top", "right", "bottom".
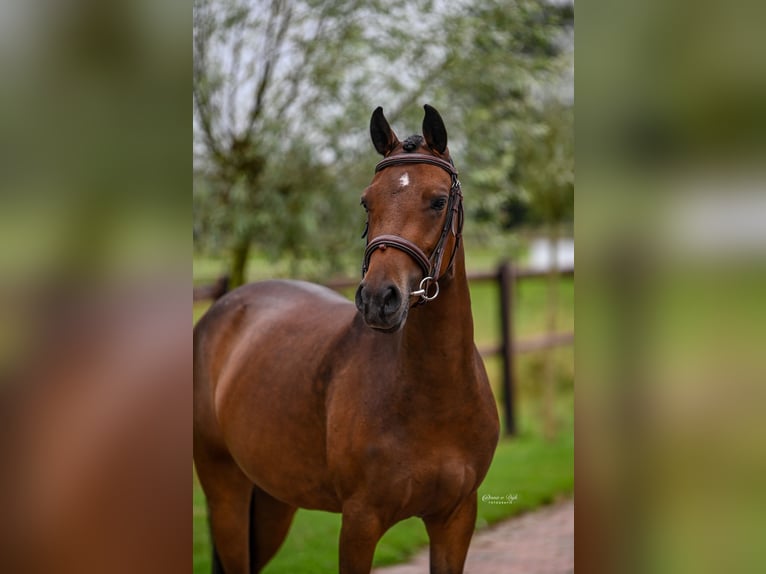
[
  {"left": 370, "top": 107, "right": 399, "bottom": 156},
  {"left": 422, "top": 104, "right": 448, "bottom": 154}
]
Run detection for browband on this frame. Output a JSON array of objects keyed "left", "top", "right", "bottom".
[{"left": 375, "top": 153, "right": 458, "bottom": 178}]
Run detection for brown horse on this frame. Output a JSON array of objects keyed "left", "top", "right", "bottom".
[{"left": 193, "top": 105, "right": 499, "bottom": 573}]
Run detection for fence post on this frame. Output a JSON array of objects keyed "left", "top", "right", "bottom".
[{"left": 498, "top": 261, "right": 517, "bottom": 436}]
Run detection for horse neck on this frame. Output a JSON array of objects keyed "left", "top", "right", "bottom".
[{"left": 401, "top": 246, "right": 476, "bottom": 381}]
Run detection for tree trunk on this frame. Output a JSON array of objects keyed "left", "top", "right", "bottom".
[
  {"left": 542, "top": 223, "right": 560, "bottom": 441},
  {"left": 228, "top": 235, "right": 252, "bottom": 289}
]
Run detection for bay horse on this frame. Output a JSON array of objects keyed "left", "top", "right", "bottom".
[{"left": 193, "top": 105, "right": 499, "bottom": 573}]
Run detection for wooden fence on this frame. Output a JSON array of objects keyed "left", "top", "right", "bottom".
[{"left": 194, "top": 262, "right": 574, "bottom": 436}]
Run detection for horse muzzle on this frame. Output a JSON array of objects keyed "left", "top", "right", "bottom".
[{"left": 355, "top": 280, "right": 408, "bottom": 332}]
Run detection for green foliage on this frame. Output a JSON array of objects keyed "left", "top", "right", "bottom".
[
  {"left": 513, "top": 102, "right": 574, "bottom": 227},
  {"left": 193, "top": 0, "right": 441, "bottom": 281},
  {"left": 431, "top": 0, "right": 574, "bottom": 234}
]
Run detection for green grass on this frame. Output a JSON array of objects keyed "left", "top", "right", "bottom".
[{"left": 193, "top": 249, "right": 573, "bottom": 573}]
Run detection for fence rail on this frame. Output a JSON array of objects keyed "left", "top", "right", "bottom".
[{"left": 193, "top": 263, "right": 574, "bottom": 435}]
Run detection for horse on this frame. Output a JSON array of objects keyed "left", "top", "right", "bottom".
[{"left": 193, "top": 104, "right": 500, "bottom": 574}]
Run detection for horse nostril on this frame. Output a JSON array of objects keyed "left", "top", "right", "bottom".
[
  {"left": 382, "top": 285, "right": 401, "bottom": 316},
  {"left": 355, "top": 284, "right": 366, "bottom": 314}
]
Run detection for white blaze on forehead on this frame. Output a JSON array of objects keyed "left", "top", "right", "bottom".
[{"left": 398, "top": 172, "right": 410, "bottom": 188}]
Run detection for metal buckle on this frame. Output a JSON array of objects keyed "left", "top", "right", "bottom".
[{"left": 410, "top": 276, "right": 439, "bottom": 302}]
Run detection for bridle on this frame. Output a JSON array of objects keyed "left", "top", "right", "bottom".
[{"left": 361, "top": 153, "right": 464, "bottom": 305}]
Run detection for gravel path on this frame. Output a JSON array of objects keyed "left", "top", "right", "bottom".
[{"left": 373, "top": 498, "right": 574, "bottom": 574}]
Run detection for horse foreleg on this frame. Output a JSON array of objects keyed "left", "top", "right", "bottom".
[
  {"left": 424, "top": 494, "right": 478, "bottom": 574},
  {"left": 338, "top": 502, "right": 385, "bottom": 574}
]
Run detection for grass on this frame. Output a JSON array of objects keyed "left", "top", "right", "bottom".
[{"left": 193, "top": 248, "right": 573, "bottom": 573}]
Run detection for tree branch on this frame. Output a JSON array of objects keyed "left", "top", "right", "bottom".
[{"left": 245, "top": 0, "right": 293, "bottom": 135}]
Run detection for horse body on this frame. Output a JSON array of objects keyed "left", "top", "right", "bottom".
[
  {"left": 194, "top": 105, "right": 499, "bottom": 574},
  {"left": 195, "top": 281, "right": 353, "bottom": 512}
]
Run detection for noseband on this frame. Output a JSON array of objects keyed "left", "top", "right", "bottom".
[{"left": 361, "top": 153, "right": 464, "bottom": 304}]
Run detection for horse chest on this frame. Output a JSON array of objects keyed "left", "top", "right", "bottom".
[
  {"left": 328, "top": 407, "right": 483, "bottom": 516},
  {"left": 322, "top": 319, "right": 499, "bottom": 518},
  {"left": 366, "top": 438, "right": 478, "bottom": 518}
]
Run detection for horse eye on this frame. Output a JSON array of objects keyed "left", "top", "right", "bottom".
[{"left": 431, "top": 197, "right": 448, "bottom": 211}]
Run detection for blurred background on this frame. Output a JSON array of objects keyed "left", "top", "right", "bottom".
[
  {"left": 0, "top": 1, "right": 189, "bottom": 573},
  {"left": 577, "top": 1, "right": 766, "bottom": 572}
]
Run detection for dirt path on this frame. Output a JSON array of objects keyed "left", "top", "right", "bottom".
[{"left": 373, "top": 498, "right": 574, "bottom": 574}]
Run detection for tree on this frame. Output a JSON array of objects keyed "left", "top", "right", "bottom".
[
  {"left": 193, "top": 0, "right": 573, "bottom": 287},
  {"left": 194, "top": 0, "right": 457, "bottom": 285},
  {"left": 193, "top": 0, "right": 330, "bottom": 285},
  {"left": 434, "top": 0, "right": 574, "bottom": 236}
]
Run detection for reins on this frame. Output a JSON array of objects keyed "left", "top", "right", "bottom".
[{"left": 361, "top": 153, "right": 464, "bottom": 304}]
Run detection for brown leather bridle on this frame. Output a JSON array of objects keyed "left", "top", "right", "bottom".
[{"left": 361, "top": 153, "right": 464, "bottom": 304}]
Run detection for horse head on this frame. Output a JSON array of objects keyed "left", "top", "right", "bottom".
[{"left": 355, "top": 105, "right": 463, "bottom": 332}]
